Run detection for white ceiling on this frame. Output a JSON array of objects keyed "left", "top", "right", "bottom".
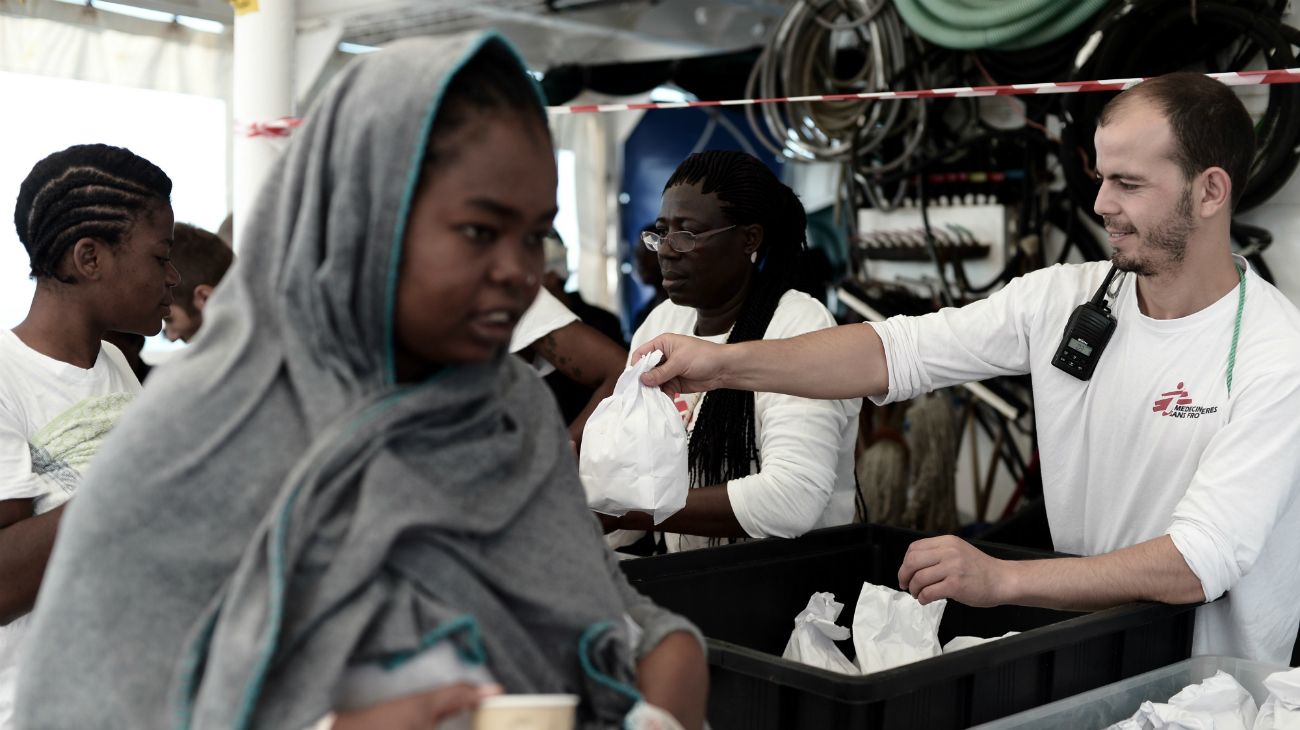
[{"left": 87, "top": 0, "right": 792, "bottom": 68}]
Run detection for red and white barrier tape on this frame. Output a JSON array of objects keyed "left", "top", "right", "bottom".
[
  {"left": 545, "top": 68, "right": 1300, "bottom": 115},
  {"left": 233, "top": 69, "right": 1300, "bottom": 131},
  {"left": 242, "top": 116, "right": 304, "bottom": 138}
]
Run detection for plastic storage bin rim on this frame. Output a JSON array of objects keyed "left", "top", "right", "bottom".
[
  {"left": 622, "top": 524, "right": 1200, "bottom": 704},
  {"left": 971, "top": 655, "right": 1291, "bottom": 729}
]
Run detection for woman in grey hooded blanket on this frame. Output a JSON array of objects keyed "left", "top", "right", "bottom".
[{"left": 15, "top": 31, "right": 705, "bottom": 730}]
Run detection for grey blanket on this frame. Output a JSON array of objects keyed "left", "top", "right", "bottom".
[{"left": 16, "top": 31, "right": 698, "bottom": 730}]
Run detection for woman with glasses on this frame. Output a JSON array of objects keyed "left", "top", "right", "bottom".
[{"left": 602, "top": 150, "right": 861, "bottom": 554}]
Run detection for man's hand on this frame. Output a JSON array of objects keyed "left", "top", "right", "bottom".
[
  {"left": 900, "top": 534, "right": 1204, "bottom": 612},
  {"left": 630, "top": 335, "right": 730, "bottom": 397},
  {"left": 330, "top": 683, "right": 501, "bottom": 730},
  {"left": 897, "top": 536, "right": 1013, "bottom": 608}
]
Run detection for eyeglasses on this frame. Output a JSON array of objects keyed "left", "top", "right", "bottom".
[{"left": 641, "top": 225, "right": 737, "bottom": 254}]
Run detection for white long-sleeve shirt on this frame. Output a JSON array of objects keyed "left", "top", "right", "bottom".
[
  {"left": 630, "top": 290, "right": 861, "bottom": 553},
  {"left": 871, "top": 257, "right": 1300, "bottom": 664}
]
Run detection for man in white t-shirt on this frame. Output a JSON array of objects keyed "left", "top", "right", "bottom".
[
  {"left": 631, "top": 73, "right": 1300, "bottom": 664},
  {"left": 0, "top": 144, "right": 178, "bottom": 726}
]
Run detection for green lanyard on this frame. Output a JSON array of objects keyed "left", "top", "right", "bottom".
[{"left": 1226, "top": 265, "right": 1246, "bottom": 397}]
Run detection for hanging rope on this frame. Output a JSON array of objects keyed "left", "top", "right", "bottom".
[{"left": 903, "top": 391, "right": 961, "bottom": 533}]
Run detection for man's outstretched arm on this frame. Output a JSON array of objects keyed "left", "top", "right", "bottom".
[{"left": 633, "top": 323, "right": 889, "bottom": 400}]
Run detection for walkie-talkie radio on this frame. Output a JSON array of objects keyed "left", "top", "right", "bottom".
[{"left": 1052, "top": 265, "right": 1122, "bottom": 381}]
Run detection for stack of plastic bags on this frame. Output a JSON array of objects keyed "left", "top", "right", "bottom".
[
  {"left": 1107, "top": 671, "right": 1258, "bottom": 730},
  {"left": 1258, "top": 668, "right": 1300, "bottom": 729},
  {"left": 1105, "top": 665, "right": 1300, "bottom": 730},
  {"left": 781, "top": 583, "right": 1018, "bottom": 676}
]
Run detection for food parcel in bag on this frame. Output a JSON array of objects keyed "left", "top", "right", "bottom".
[
  {"left": 781, "top": 583, "right": 955, "bottom": 676},
  {"left": 781, "top": 592, "right": 858, "bottom": 674},
  {"left": 579, "top": 351, "right": 688, "bottom": 524},
  {"left": 853, "top": 582, "right": 947, "bottom": 675}
]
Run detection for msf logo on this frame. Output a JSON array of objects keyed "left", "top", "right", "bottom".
[
  {"left": 1152, "top": 382, "right": 1219, "bottom": 419},
  {"left": 1152, "top": 382, "right": 1193, "bottom": 415}
]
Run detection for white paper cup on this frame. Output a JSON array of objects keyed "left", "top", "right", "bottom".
[{"left": 472, "top": 694, "right": 579, "bottom": 730}]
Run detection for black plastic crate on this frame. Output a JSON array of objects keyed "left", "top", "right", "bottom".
[{"left": 621, "top": 524, "right": 1197, "bottom": 729}]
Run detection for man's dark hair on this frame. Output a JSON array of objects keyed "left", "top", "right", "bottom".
[
  {"left": 14, "top": 144, "right": 172, "bottom": 282},
  {"left": 663, "top": 150, "right": 807, "bottom": 490},
  {"left": 1099, "top": 72, "right": 1256, "bottom": 208},
  {"left": 172, "top": 223, "right": 233, "bottom": 315},
  {"left": 424, "top": 42, "right": 549, "bottom": 170}
]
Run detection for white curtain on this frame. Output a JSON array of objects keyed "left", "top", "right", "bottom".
[
  {"left": 0, "top": 0, "right": 230, "bottom": 99},
  {"left": 550, "top": 94, "right": 647, "bottom": 313}
]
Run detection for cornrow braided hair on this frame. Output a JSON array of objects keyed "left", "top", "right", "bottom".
[
  {"left": 14, "top": 144, "right": 172, "bottom": 283},
  {"left": 664, "top": 150, "right": 807, "bottom": 491}
]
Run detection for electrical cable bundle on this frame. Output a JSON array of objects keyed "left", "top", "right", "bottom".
[
  {"left": 893, "top": 0, "right": 1109, "bottom": 50},
  {"left": 971, "top": 20, "right": 1096, "bottom": 85},
  {"left": 745, "top": 0, "right": 925, "bottom": 172},
  {"left": 1059, "top": 0, "right": 1300, "bottom": 215}
]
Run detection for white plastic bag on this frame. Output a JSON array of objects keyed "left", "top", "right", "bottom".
[
  {"left": 1167, "top": 671, "right": 1257, "bottom": 730},
  {"left": 781, "top": 592, "right": 858, "bottom": 675},
  {"left": 942, "top": 631, "right": 1019, "bottom": 654},
  {"left": 852, "top": 582, "right": 946, "bottom": 675},
  {"left": 623, "top": 701, "right": 686, "bottom": 730},
  {"left": 1107, "top": 671, "right": 1257, "bottom": 730},
  {"left": 1255, "top": 666, "right": 1300, "bottom": 730},
  {"left": 579, "top": 351, "right": 688, "bottom": 525}
]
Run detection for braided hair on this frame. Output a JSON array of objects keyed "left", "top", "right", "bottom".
[
  {"left": 663, "top": 150, "right": 807, "bottom": 489},
  {"left": 14, "top": 144, "right": 172, "bottom": 283}
]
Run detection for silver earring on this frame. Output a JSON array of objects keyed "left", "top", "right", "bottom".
[{"left": 750, "top": 251, "right": 757, "bottom": 263}]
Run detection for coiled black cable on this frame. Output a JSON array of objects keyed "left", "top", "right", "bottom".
[{"left": 1059, "top": 0, "right": 1300, "bottom": 214}]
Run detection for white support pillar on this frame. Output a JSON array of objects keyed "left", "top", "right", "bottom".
[
  {"left": 231, "top": 0, "right": 295, "bottom": 251},
  {"left": 295, "top": 18, "right": 344, "bottom": 104}
]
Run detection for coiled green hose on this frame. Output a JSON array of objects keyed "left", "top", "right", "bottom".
[{"left": 893, "top": 0, "right": 1109, "bottom": 50}]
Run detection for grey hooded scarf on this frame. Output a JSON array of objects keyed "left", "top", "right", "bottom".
[{"left": 16, "top": 32, "right": 699, "bottom": 730}]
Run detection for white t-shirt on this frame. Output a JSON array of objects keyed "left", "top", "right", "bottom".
[
  {"left": 627, "top": 290, "right": 861, "bottom": 553},
  {"left": 871, "top": 257, "right": 1300, "bottom": 664},
  {"left": 508, "top": 288, "right": 579, "bottom": 377},
  {"left": 0, "top": 329, "right": 140, "bottom": 728}
]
